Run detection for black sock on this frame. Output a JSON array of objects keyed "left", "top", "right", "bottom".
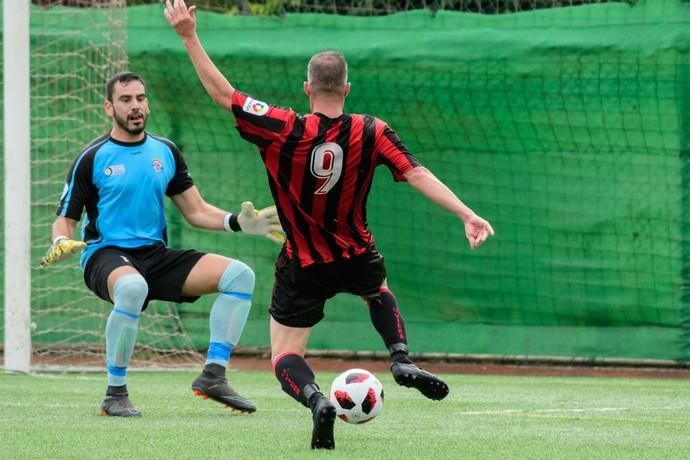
[
  {"left": 302, "top": 383, "right": 324, "bottom": 411},
  {"left": 368, "top": 289, "right": 411, "bottom": 363},
  {"left": 274, "top": 353, "right": 317, "bottom": 407},
  {"left": 203, "top": 363, "right": 226, "bottom": 379},
  {"left": 106, "top": 384, "right": 127, "bottom": 397}
]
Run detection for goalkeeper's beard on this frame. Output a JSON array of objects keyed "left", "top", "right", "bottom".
[{"left": 113, "top": 110, "right": 148, "bottom": 136}]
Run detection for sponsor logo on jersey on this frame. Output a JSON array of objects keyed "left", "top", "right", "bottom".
[
  {"left": 152, "top": 159, "right": 163, "bottom": 173},
  {"left": 242, "top": 97, "right": 269, "bottom": 116},
  {"left": 105, "top": 164, "right": 125, "bottom": 176}
]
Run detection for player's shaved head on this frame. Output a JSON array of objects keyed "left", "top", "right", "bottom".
[
  {"left": 307, "top": 51, "right": 348, "bottom": 97},
  {"left": 106, "top": 71, "right": 146, "bottom": 102}
]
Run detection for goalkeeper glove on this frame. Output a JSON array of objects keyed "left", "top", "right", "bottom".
[
  {"left": 225, "top": 201, "right": 285, "bottom": 244},
  {"left": 40, "top": 236, "right": 87, "bottom": 268}
]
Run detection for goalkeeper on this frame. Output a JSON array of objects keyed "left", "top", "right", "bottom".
[{"left": 42, "top": 71, "right": 284, "bottom": 417}]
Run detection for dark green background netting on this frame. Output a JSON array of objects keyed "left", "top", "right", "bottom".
[{"left": 3, "top": 0, "right": 690, "bottom": 360}]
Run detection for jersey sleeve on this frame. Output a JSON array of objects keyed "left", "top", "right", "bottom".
[
  {"left": 375, "top": 122, "right": 421, "bottom": 181},
  {"left": 231, "top": 91, "right": 295, "bottom": 149},
  {"left": 56, "top": 151, "right": 96, "bottom": 220},
  {"left": 165, "top": 142, "right": 195, "bottom": 196}
]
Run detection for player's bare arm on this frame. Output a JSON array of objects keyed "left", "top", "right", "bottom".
[
  {"left": 403, "top": 166, "right": 495, "bottom": 249},
  {"left": 164, "top": 0, "right": 236, "bottom": 111}
]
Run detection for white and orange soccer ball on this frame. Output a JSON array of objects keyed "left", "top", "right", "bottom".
[{"left": 329, "top": 368, "right": 384, "bottom": 424}]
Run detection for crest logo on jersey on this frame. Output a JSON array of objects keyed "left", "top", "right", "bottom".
[
  {"left": 242, "top": 97, "right": 269, "bottom": 116},
  {"left": 152, "top": 159, "right": 163, "bottom": 173},
  {"left": 104, "top": 164, "right": 125, "bottom": 176}
]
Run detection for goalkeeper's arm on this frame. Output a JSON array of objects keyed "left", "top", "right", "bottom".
[
  {"left": 171, "top": 186, "right": 285, "bottom": 244},
  {"left": 40, "top": 216, "right": 86, "bottom": 268}
]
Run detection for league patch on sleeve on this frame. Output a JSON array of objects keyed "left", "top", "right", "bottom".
[{"left": 242, "top": 97, "right": 269, "bottom": 116}]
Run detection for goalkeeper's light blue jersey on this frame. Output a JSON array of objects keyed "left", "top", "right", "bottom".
[{"left": 56, "top": 132, "right": 194, "bottom": 270}]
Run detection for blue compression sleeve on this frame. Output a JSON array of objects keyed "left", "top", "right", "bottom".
[
  {"left": 205, "top": 260, "right": 255, "bottom": 368},
  {"left": 105, "top": 274, "right": 148, "bottom": 386}
]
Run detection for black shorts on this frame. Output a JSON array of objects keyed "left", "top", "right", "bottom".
[
  {"left": 270, "top": 245, "right": 387, "bottom": 328},
  {"left": 83, "top": 244, "right": 206, "bottom": 309}
]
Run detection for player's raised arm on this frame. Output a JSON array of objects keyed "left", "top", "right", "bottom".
[
  {"left": 164, "top": 0, "right": 235, "bottom": 111},
  {"left": 403, "top": 166, "right": 495, "bottom": 250}
]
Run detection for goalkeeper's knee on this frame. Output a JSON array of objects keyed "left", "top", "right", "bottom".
[
  {"left": 112, "top": 274, "right": 148, "bottom": 314},
  {"left": 218, "top": 260, "right": 255, "bottom": 297}
]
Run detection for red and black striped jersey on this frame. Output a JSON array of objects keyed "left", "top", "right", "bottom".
[{"left": 232, "top": 91, "right": 420, "bottom": 267}]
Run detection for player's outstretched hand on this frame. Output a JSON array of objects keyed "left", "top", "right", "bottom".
[
  {"left": 237, "top": 201, "right": 285, "bottom": 245},
  {"left": 464, "top": 214, "right": 494, "bottom": 250},
  {"left": 40, "top": 237, "right": 87, "bottom": 268},
  {"left": 164, "top": 0, "right": 197, "bottom": 39}
]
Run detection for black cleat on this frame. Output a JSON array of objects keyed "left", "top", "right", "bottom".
[
  {"left": 310, "top": 395, "right": 336, "bottom": 450},
  {"left": 192, "top": 373, "right": 256, "bottom": 413},
  {"left": 391, "top": 362, "right": 449, "bottom": 401},
  {"left": 100, "top": 393, "right": 141, "bottom": 417}
]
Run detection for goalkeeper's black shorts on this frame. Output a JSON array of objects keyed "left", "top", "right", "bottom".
[
  {"left": 83, "top": 244, "right": 206, "bottom": 310},
  {"left": 269, "top": 245, "right": 387, "bottom": 328}
]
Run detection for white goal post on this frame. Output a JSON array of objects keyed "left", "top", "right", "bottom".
[{"left": 4, "top": 0, "right": 32, "bottom": 373}]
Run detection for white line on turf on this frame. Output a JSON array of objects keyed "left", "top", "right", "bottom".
[
  {"left": 30, "top": 373, "right": 102, "bottom": 381},
  {"left": 0, "top": 401, "right": 91, "bottom": 408},
  {"left": 459, "top": 407, "right": 627, "bottom": 415}
]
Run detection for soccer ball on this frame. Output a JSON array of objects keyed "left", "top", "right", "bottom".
[{"left": 329, "top": 368, "right": 384, "bottom": 424}]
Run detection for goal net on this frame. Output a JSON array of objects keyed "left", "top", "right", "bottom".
[
  {"left": 120, "top": 0, "right": 689, "bottom": 363},
  {"left": 3, "top": 0, "right": 690, "bottom": 371}
]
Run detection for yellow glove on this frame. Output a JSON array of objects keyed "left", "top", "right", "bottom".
[
  {"left": 40, "top": 236, "right": 87, "bottom": 268},
  {"left": 236, "top": 201, "right": 286, "bottom": 244}
]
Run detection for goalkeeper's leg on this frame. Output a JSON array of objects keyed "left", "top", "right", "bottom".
[
  {"left": 191, "top": 259, "right": 256, "bottom": 413},
  {"left": 366, "top": 286, "right": 449, "bottom": 401},
  {"left": 102, "top": 271, "right": 148, "bottom": 416}
]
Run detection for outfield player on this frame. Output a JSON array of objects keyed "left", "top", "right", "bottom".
[
  {"left": 41, "top": 71, "right": 284, "bottom": 417},
  {"left": 165, "top": 0, "right": 494, "bottom": 448}
]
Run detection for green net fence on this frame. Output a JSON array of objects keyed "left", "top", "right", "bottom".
[{"left": 3, "top": 0, "right": 690, "bottom": 365}]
